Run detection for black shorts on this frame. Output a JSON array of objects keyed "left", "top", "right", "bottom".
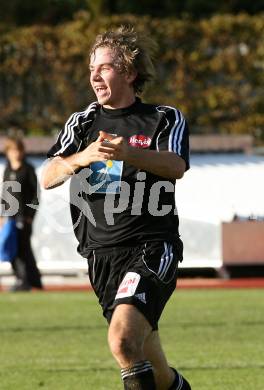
[{"left": 87, "top": 240, "right": 183, "bottom": 330}]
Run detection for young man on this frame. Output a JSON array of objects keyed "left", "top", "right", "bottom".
[
  {"left": 42, "top": 27, "right": 191, "bottom": 390},
  {"left": 0, "top": 136, "right": 42, "bottom": 291}
]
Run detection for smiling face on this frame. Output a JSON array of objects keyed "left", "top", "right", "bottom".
[{"left": 89, "top": 46, "right": 136, "bottom": 109}]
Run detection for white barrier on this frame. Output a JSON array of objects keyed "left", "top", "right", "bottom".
[{"left": 1, "top": 153, "right": 264, "bottom": 274}]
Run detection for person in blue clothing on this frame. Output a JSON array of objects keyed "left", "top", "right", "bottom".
[{"left": 0, "top": 135, "right": 42, "bottom": 291}]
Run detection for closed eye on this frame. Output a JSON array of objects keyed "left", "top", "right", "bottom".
[{"left": 89, "top": 63, "right": 114, "bottom": 73}]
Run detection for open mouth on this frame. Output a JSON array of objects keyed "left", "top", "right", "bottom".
[{"left": 95, "top": 86, "right": 108, "bottom": 95}]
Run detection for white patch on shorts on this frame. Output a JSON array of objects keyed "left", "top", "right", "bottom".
[{"left": 115, "top": 272, "right": 141, "bottom": 299}]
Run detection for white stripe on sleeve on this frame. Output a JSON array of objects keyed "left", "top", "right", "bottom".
[
  {"left": 168, "top": 108, "right": 185, "bottom": 155},
  {"left": 54, "top": 102, "right": 97, "bottom": 156},
  {"left": 155, "top": 106, "right": 186, "bottom": 155}
]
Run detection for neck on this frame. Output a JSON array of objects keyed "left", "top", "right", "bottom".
[
  {"left": 10, "top": 160, "right": 23, "bottom": 170},
  {"left": 103, "top": 94, "right": 136, "bottom": 110}
]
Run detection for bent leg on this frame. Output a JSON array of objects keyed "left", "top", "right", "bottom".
[
  {"left": 108, "top": 303, "right": 156, "bottom": 389},
  {"left": 108, "top": 303, "right": 152, "bottom": 367}
]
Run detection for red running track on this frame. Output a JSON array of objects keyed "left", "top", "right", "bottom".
[{"left": 1, "top": 278, "right": 264, "bottom": 292}]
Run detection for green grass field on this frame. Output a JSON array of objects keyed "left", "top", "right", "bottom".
[{"left": 0, "top": 289, "right": 263, "bottom": 390}]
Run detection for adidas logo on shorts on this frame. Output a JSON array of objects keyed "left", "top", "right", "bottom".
[{"left": 135, "top": 293, "right": 146, "bottom": 304}]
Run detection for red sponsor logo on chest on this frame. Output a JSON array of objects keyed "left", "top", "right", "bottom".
[{"left": 129, "top": 135, "right": 151, "bottom": 148}]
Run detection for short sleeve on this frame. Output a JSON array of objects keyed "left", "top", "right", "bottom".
[
  {"left": 156, "top": 107, "right": 190, "bottom": 171},
  {"left": 47, "top": 102, "right": 98, "bottom": 158}
]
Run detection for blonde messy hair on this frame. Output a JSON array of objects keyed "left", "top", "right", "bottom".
[{"left": 90, "top": 26, "right": 157, "bottom": 94}]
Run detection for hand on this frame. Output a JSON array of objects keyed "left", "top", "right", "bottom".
[
  {"left": 98, "top": 131, "right": 129, "bottom": 161},
  {"left": 76, "top": 132, "right": 112, "bottom": 167}
]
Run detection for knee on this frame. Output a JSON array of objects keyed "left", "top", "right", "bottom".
[{"left": 108, "top": 332, "right": 142, "bottom": 363}]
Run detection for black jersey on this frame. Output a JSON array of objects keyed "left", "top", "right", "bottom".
[
  {"left": 0, "top": 160, "right": 39, "bottom": 219},
  {"left": 47, "top": 98, "right": 190, "bottom": 257}
]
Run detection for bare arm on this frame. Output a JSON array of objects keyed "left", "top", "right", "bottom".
[
  {"left": 41, "top": 154, "right": 83, "bottom": 189},
  {"left": 42, "top": 128, "right": 187, "bottom": 189},
  {"left": 41, "top": 133, "right": 111, "bottom": 189},
  {"left": 98, "top": 131, "right": 186, "bottom": 179},
  {"left": 126, "top": 148, "right": 186, "bottom": 179}
]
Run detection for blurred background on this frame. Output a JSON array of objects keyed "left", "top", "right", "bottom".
[{"left": 0, "top": 0, "right": 264, "bottom": 286}]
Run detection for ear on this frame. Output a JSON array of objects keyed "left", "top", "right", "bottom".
[{"left": 126, "top": 68, "right": 137, "bottom": 84}]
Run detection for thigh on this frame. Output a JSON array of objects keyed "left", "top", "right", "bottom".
[
  {"left": 17, "top": 224, "right": 34, "bottom": 262},
  {"left": 89, "top": 241, "right": 180, "bottom": 331},
  {"left": 113, "top": 241, "right": 180, "bottom": 330},
  {"left": 17, "top": 223, "right": 31, "bottom": 250},
  {"left": 109, "top": 303, "right": 152, "bottom": 343},
  {"left": 87, "top": 246, "right": 146, "bottom": 325},
  {"left": 16, "top": 227, "right": 26, "bottom": 261}
]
